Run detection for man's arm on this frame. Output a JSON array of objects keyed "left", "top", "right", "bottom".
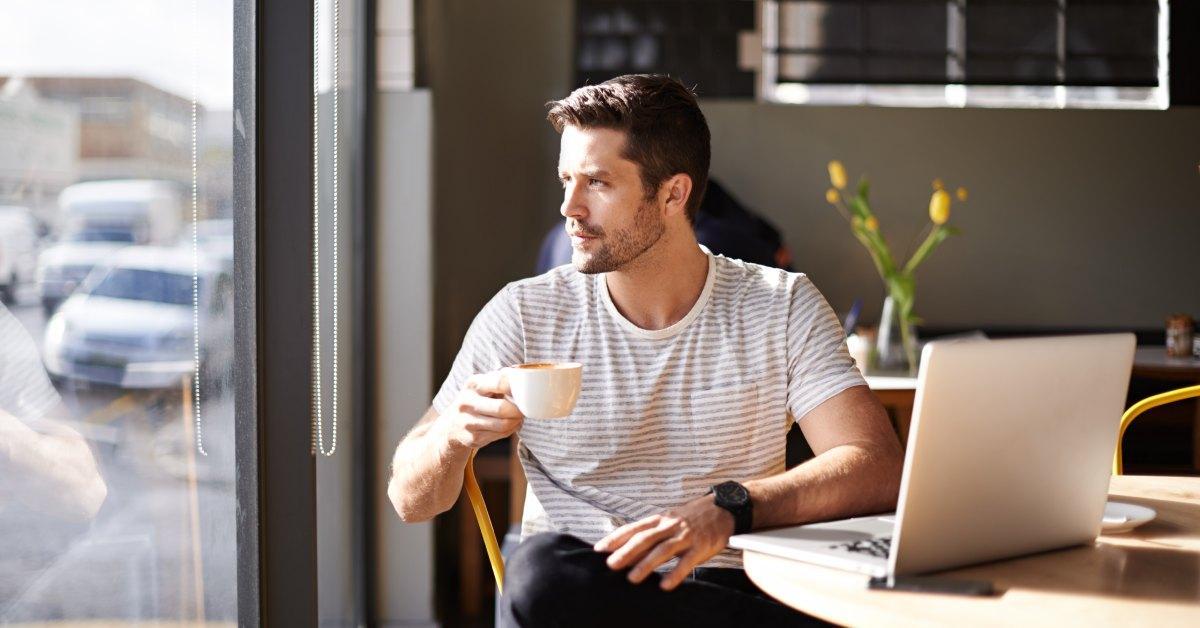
[
  {"left": 0, "top": 406, "right": 108, "bottom": 522},
  {"left": 386, "top": 371, "right": 524, "bottom": 522},
  {"left": 747, "top": 384, "right": 903, "bottom": 528},
  {"left": 596, "top": 385, "right": 902, "bottom": 590}
]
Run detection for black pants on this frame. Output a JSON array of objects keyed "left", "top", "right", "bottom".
[{"left": 498, "top": 533, "right": 830, "bottom": 628}]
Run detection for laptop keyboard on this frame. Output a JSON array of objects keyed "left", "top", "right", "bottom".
[{"left": 830, "top": 536, "right": 891, "bottom": 558}]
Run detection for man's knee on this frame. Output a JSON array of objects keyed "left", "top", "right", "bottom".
[{"left": 502, "top": 533, "right": 605, "bottom": 624}]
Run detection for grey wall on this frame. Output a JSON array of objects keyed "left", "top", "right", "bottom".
[
  {"left": 423, "top": 0, "right": 1200, "bottom": 374},
  {"left": 374, "top": 89, "right": 436, "bottom": 627},
  {"left": 422, "top": 0, "right": 573, "bottom": 377},
  {"left": 704, "top": 103, "right": 1200, "bottom": 330}
]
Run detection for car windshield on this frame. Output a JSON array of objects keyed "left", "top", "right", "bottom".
[
  {"left": 65, "top": 230, "right": 135, "bottom": 243},
  {"left": 87, "top": 268, "right": 194, "bottom": 305}
]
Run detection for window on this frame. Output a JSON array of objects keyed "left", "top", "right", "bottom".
[
  {"left": 761, "top": 0, "right": 1179, "bottom": 108},
  {"left": 0, "top": 1, "right": 240, "bottom": 623}
]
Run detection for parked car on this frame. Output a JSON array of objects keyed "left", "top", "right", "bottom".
[
  {"left": 43, "top": 246, "right": 233, "bottom": 391},
  {"left": 0, "top": 205, "right": 40, "bottom": 304},
  {"left": 58, "top": 179, "right": 184, "bottom": 245},
  {"left": 36, "top": 231, "right": 134, "bottom": 317}
]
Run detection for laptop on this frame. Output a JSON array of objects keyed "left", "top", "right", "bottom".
[{"left": 728, "top": 333, "right": 1136, "bottom": 578}]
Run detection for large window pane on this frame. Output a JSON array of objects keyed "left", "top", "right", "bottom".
[{"left": 0, "top": 1, "right": 238, "bottom": 623}]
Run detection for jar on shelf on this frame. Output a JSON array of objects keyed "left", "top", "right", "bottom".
[{"left": 1166, "top": 314, "right": 1194, "bottom": 358}]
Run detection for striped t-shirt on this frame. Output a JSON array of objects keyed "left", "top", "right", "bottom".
[{"left": 432, "top": 251, "right": 865, "bottom": 569}]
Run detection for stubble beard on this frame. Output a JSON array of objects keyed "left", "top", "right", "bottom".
[{"left": 572, "top": 198, "right": 665, "bottom": 275}]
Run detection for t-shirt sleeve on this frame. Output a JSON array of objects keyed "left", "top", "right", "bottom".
[
  {"left": 0, "top": 305, "right": 61, "bottom": 423},
  {"left": 430, "top": 285, "right": 526, "bottom": 415},
  {"left": 785, "top": 275, "right": 867, "bottom": 423}
]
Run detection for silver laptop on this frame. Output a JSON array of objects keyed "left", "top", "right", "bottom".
[{"left": 729, "top": 333, "right": 1136, "bottom": 578}]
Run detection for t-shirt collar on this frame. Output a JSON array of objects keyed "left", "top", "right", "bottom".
[{"left": 599, "top": 248, "right": 716, "bottom": 340}]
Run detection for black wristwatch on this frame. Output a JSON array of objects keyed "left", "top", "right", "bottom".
[{"left": 709, "top": 480, "right": 753, "bottom": 535}]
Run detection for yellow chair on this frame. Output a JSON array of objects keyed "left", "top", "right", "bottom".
[
  {"left": 465, "top": 449, "right": 507, "bottom": 593},
  {"left": 1113, "top": 384, "right": 1200, "bottom": 475}
]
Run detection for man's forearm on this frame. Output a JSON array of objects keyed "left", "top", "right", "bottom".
[
  {"left": 387, "top": 419, "right": 472, "bottom": 522},
  {"left": 0, "top": 411, "right": 107, "bottom": 521},
  {"left": 745, "top": 439, "right": 903, "bottom": 530}
]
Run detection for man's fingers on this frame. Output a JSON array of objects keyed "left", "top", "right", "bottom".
[
  {"left": 605, "top": 521, "right": 676, "bottom": 570},
  {"left": 460, "top": 415, "right": 522, "bottom": 438},
  {"left": 464, "top": 371, "right": 511, "bottom": 397},
  {"left": 660, "top": 548, "right": 706, "bottom": 591},
  {"left": 627, "top": 535, "right": 689, "bottom": 584},
  {"left": 459, "top": 391, "right": 521, "bottom": 419},
  {"left": 594, "top": 516, "right": 659, "bottom": 553}
]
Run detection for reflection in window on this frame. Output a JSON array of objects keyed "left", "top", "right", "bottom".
[{"left": 0, "top": 0, "right": 239, "bottom": 623}]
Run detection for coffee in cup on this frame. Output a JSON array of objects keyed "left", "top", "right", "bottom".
[{"left": 503, "top": 362, "right": 582, "bottom": 419}]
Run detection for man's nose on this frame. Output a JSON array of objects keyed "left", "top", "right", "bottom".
[{"left": 560, "top": 182, "right": 586, "bottom": 220}]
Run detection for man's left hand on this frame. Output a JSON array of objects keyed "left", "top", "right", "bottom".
[{"left": 593, "top": 494, "right": 735, "bottom": 591}]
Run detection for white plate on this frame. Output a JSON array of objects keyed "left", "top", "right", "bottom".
[{"left": 1101, "top": 501, "right": 1157, "bottom": 534}]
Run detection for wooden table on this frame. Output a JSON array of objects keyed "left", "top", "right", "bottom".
[{"left": 743, "top": 475, "right": 1200, "bottom": 627}]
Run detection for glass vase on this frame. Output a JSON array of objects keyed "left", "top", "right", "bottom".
[{"left": 875, "top": 295, "right": 919, "bottom": 375}]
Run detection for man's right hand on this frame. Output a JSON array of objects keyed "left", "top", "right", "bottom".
[{"left": 437, "top": 370, "right": 524, "bottom": 451}]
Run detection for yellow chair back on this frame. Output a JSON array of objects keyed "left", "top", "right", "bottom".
[{"left": 1113, "top": 384, "right": 1200, "bottom": 475}]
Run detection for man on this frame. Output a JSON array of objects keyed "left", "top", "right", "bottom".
[{"left": 388, "top": 74, "right": 903, "bottom": 626}]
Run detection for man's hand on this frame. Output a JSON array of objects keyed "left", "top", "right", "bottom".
[
  {"left": 593, "top": 494, "right": 735, "bottom": 591},
  {"left": 437, "top": 370, "right": 524, "bottom": 451}
]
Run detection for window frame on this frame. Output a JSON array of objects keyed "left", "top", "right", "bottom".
[{"left": 235, "top": 0, "right": 319, "bottom": 624}]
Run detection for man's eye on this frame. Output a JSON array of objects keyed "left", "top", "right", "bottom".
[{"left": 588, "top": 178, "right": 605, "bottom": 188}]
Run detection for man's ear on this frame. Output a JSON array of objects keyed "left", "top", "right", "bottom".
[{"left": 660, "top": 173, "right": 693, "bottom": 219}]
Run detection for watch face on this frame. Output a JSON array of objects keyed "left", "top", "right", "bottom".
[{"left": 716, "top": 481, "right": 748, "bottom": 506}]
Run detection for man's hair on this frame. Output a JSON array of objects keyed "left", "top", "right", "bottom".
[{"left": 547, "top": 74, "right": 711, "bottom": 221}]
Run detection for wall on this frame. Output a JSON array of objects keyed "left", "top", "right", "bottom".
[
  {"left": 374, "top": 89, "right": 437, "bottom": 627},
  {"left": 424, "top": 0, "right": 1199, "bottom": 355},
  {"left": 704, "top": 103, "right": 1200, "bottom": 330},
  {"left": 422, "top": 0, "right": 573, "bottom": 378}
]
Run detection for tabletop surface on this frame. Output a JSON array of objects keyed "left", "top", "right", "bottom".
[
  {"left": 1134, "top": 346, "right": 1200, "bottom": 372},
  {"left": 743, "top": 475, "right": 1200, "bottom": 627}
]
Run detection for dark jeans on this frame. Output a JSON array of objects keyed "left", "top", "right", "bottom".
[{"left": 498, "top": 532, "right": 830, "bottom": 628}]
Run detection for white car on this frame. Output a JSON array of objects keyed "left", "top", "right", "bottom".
[
  {"left": 43, "top": 246, "right": 233, "bottom": 390},
  {"left": 36, "top": 230, "right": 135, "bottom": 316}
]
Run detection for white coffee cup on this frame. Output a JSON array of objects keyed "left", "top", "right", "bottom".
[{"left": 503, "top": 362, "right": 583, "bottom": 419}]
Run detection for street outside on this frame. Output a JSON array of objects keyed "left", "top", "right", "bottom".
[{"left": 1, "top": 284, "right": 239, "bottom": 624}]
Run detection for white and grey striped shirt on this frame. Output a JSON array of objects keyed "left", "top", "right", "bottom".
[
  {"left": 0, "top": 304, "right": 60, "bottom": 425},
  {"left": 433, "top": 251, "right": 865, "bottom": 569}
]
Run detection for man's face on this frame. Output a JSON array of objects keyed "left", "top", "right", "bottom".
[{"left": 558, "top": 125, "right": 664, "bottom": 274}]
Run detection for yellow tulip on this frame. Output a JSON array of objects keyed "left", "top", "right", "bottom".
[
  {"left": 932, "top": 178, "right": 945, "bottom": 191},
  {"left": 956, "top": 186, "right": 968, "bottom": 202},
  {"left": 825, "top": 188, "right": 839, "bottom": 204},
  {"left": 828, "top": 161, "right": 847, "bottom": 190},
  {"left": 865, "top": 216, "right": 879, "bottom": 232},
  {"left": 929, "top": 189, "right": 951, "bottom": 225}
]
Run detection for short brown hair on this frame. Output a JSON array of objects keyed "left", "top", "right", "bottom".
[{"left": 547, "top": 74, "right": 711, "bottom": 221}]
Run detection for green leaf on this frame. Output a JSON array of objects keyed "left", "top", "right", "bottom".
[{"left": 857, "top": 176, "right": 870, "bottom": 202}]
